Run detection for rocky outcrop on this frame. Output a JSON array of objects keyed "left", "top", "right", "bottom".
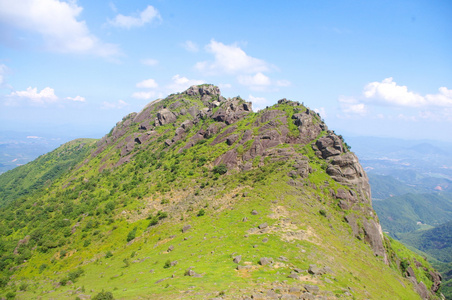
[{"left": 212, "top": 97, "right": 252, "bottom": 125}]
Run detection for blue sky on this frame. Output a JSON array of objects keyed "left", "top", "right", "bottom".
[{"left": 0, "top": 0, "right": 451, "bottom": 142}]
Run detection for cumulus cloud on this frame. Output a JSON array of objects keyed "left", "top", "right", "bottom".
[
  {"left": 136, "top": 78, "right": 158, "bottom": 89},
  {"left": 182, "top": 40, "right": 199, "bottom": 52},
  {"left": 66, "top": 95, "right": 86, "bottom": 102},
  {"left": 101, "top": 99, "right": 128, "bottom": 109},
  {"left": 7, "top": 86, "right": 58, "bottom": 106},
  {"left": 425, "top": 87, "right": 452, "bottom": 107},
  {"left": 363, "top": 78, "right": 452, "bottom": 109},
  {"left": 0, "top": 0, "right": 120, "bottom": 57},
  {"left": 339, "top": 78, "right": 452, "bottom": 121},
  {"left": 141, "top": 58, "right": 159, "bottom": 66},
  {"left": 195, "top": 40, "right": 269, "bottom": 75},
  {"left": 238, "top": 72, "right": 271, "bottom": 87},
  {"left": 108, "top": 5, "right": 161, "bottom": 29},
  {"left": 363, "top": 77, "right": 425, "bottom": 107},
  {"left": 166, "top": 75, "right": 205, "bottom": 94}
]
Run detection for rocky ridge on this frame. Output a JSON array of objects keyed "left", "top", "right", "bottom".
[
  {"left": 98, "top": 85, "right": 386, "bottom": 257},
  {"left": 92, "top": 84, "right": 441, "bottom": 298}
]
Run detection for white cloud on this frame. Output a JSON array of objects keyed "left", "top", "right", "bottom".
[
  {"left": 0, "top": 0, "right": 120, "bottom": 57},
  {"left": 362, "top": 78, "right": 452, "bottom": 108},
  {"left": 132, "top": 91, "right": 157, "bottom": 100},
  {"left": 338, "top": 96, "right": 367, "bottom": 116},
  {"left": 195, "top": 40, "right": 269, "bottom": 75},
  {"left": 141, "top": 58, "right": 158, "bottom": 66},
  {"left": 363, "top": 77, "right": 425, "bottom": 107},
  {"left": 425, "top": 87, "right": 452, "bottom": 107},
  {"left": 101, "top": 99, "right": 128, "bottom": 109},
  {"left": 7, "top": 86, "right": 58, "bottom": 106},
  {"left": 136, "top": 78, "right": 158, "bottom": 89},
  {"left": 238, "top": 72, "right": 271, "bottom": 87},
  {"left": 27, "top": 136, "right": 42, "bottom": 139},
  {"left": 182, "top": 40, "right": 199, "bottom": 52},
  {"left": 339, "top": 78, "right": 452, "bottom": 121},
  {"left": 166, "top": 74, "right": 204, "bottom": 94},
  {"left": 108, "top": 5, "right": 161, "bottom": 29},
  {"left": 66, "top": 95, "right": 86, "bottom": 102}
]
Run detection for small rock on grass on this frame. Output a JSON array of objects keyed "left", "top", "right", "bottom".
[{"left": 258, "top": 223, "right": 268, "bottom": 229}]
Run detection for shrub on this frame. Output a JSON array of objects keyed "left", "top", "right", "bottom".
[
  {"left": 126, "top": 227, "right": 137, "bottom": 242},
  {"left": 68, "top": 268, "right": 84, "bottom": 282},
  {"left": 197, "top": 209, "right": 206, "bottom": 217},
  {"left": 163, "top": 259, "right": 171, "bottom": 269},
  {"left": 92, "top": 290, "right": 114, "bottom": 300},
  {"left": 105, "top": 251, "right": 113, "bottom": 258},
  {"left": 213, "top": 164, "right": 227, "bottom": 175}
]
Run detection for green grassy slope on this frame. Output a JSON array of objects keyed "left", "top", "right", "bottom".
[
  {"left": 0, "top": 86, "right": 442, "bottom": 299},
  {"left": 0, "top": 139, "right": 97, "bottom": 208}
]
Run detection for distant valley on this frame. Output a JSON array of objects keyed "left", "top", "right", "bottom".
[{"left": 349, "top": 136, "right": 452, "bottom": 299}]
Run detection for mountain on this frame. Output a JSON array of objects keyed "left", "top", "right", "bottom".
[{"left": 0, "top": 85, "right": 443, "bottom": 299}]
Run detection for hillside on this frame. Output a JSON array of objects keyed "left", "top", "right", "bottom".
[
  {"left": 400, "top": 221, "right": 452, "bottom": 264},
  {"left": 373, "top": 192, "right": 452, "bottom": 236},
  {"left": 0, "top": 139, "right": 97, "bottom": 208},
  {"left": 0, "top": 85, "right": 443, "bottom": 299}
]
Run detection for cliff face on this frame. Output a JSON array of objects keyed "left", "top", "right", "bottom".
[{"left": 0, "top": 84, "right": 442, "bottom": 299}]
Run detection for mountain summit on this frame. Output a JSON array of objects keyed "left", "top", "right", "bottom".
[{"left": 0, "top": 85, "right": 443, "bottom": 299}]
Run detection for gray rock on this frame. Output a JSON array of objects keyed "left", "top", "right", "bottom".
[
  {"left": 304, "top": 285, "right": 319, "bottom": 294},
  {"left": 416, "top": 281, "right": 428, "bottom": 299},
  {"left": 251, "top": 210, "right": 259, "bottom": 215},
  {"left": 429, "top": 270, "right": 442, "bottom": 293},
  {"left": 300, "top": 293, "right": 315, "bottom": 300},
  {"left": 167, "top": 245, "right": 174, "bottom": 252},
  {"left": 308, "top": 264, "right": 322, "bottom": 275},
  {"left": 156, "top": 108, "right": 177, "bottom": 126},
  {"left": 182, "top": 225, "right": 191, "bottom": 233},
  {"left": 280, "top": 294, "right": 299, "bottom": 300},
  {"left": 258, "top": 223, "right": 268, "bottom": 229},
  {"left": 259, "top": 257, "right": 273, "bottom": 266},
  {"left": 233, "top": 255, "right": 242, "bottom": 264}
]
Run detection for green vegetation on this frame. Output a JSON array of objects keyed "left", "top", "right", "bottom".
[
  {"left": 0, "top": 139, "right": 96, "bottom": 207},
  {"left": 373, "top": 192, "right": 452, "bottom": 236},
  {"left": 0, "top": 85, "right": 441, "bottom": 299}
]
